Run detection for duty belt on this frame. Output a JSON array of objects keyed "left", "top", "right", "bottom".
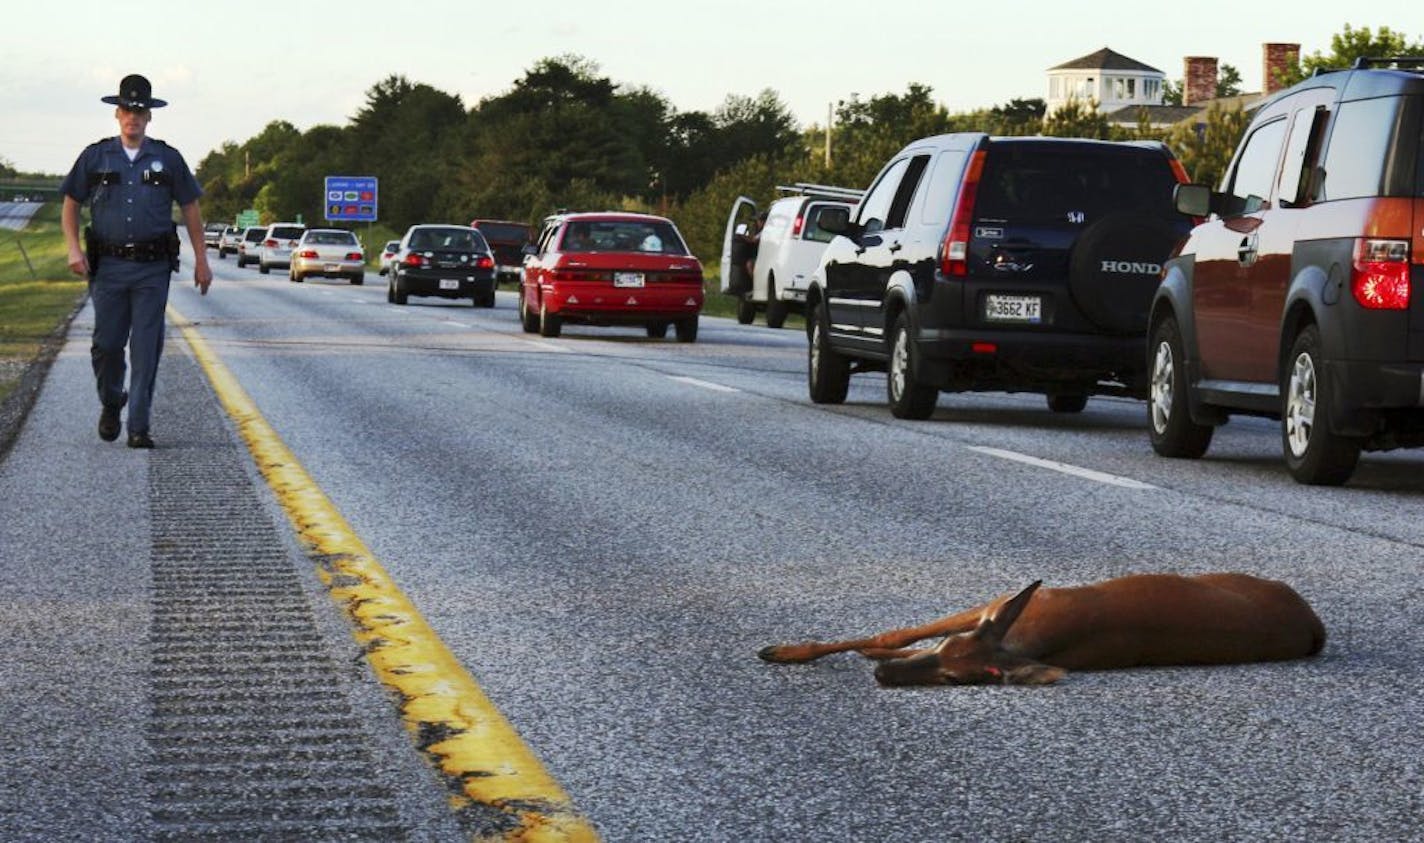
[{"left": 93, "top": 239, "right": 169, "bottom": 262}]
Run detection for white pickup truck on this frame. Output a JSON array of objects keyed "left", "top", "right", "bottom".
[{"left": 719, "top": 183, "right": 862, "bottom": 328}]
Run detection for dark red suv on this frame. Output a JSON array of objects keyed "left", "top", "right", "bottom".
[{"left": 1149, "top": 57, "right": 1424, "bottom": 484}]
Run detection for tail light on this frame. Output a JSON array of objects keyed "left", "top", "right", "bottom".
[
  {"left": 474, "top": 255, "right": 494, "bottom": 270},
  {"left": 791, "top": 214, "right": 804, "bottom": 237},
  {"left": 298, "top": 249, "right": 318, "bottom": 258},
  {"left": 551, "top": 269, "right": 613, "bottom": 282},
  {"left": 264, "top": 239, "right": 278, "bottom": 248},
  {"left": 1351, "top": 239, "right": 1410, "bottom": 310},
  {"left": 402, "top": 254, "right": 426, "bottom": 268},
  {"left": 345, "top": 252, "right": 363, "bottom": 261},
  {"left": 939, "top": 150, "right": 987, "bottom": 278}
]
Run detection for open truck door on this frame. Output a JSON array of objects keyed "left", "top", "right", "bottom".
[{"left": 719, "top": 196, "right": 758, "bottom": 295}]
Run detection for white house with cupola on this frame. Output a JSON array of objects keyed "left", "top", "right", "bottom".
[{"left": 1046, "top": 47, "right": 1166, "bottom": 116}]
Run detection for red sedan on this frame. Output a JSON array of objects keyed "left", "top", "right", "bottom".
[{"left": 519, "top": 212, "right": 704, "bottom": 341}]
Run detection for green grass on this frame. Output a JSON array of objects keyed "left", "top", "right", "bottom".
[
  {"left": 700, "top": 274, "right": 805, "bottom": 330},
  {"left": 0, "top": 203, "right": 88, "bottom": 403}
]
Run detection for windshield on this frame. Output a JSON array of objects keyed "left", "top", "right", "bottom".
[
  {"left": 558, "top": 220, "right": 688, "bottom": 255},
  {"left": 408, "top": 228, "right": 488, "bottom": 251}
]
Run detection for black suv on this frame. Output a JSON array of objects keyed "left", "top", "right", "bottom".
[
  {"left": 1149, "top": 57, "right": 1424, "bottom": 485},
  {"left": 808, "top": 132, "right": 1192, "bottom": 418}
]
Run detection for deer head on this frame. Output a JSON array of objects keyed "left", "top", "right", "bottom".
[{"left": 872, "top": 581, "right": 1067, "bottom": 687}]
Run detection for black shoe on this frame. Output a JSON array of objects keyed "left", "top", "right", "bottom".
[
  {"left": 127, "top": 431, "right": 155, "bottom": 449},
  {"left": 98, "top": 406, "right": 121, "bottom": 441}
]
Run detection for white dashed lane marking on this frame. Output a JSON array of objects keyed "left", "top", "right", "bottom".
[
  {"left": 967, "top": 445, "right": 1156, "bottom": 490},
  {"left": 667, "top": 375, "right": 739, "bottom": 394}
]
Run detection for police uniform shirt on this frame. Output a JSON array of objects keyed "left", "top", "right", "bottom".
[{"left": 60, "top": 137, "right": 202, "bottom": 246}]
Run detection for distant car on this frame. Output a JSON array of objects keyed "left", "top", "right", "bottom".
[
  {"left": 216, "top": 226, "right": 243, "bottom": 258},
  {"left": 378, "top": 240, "right": 400, "bottom": 276},
  {"left": 202, "top": 221, "right": 227, "bottom": 249},
  {"left": 236, "top": 226, "right": 266, "bottom": 268},
  {"left": 519, "top": 211, "right": 704, "bottom": 341},
  {"left": 721, "top": 184, "right": 863, "bottom": 328},
  {"left": 470, "top": 219, "right": 533, "bottom": 285},
  {"left": 258, "top": 222, "right": 307, "bottom": 274},
  {"left": 387, "top": 224, "right": 497, "bottom": 307},
  {"left": 289, "top": 228, "right": 365, "bottom": 285}
]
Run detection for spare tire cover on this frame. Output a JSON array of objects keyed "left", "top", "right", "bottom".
[{"left": 1067, "top": 213, "right": 1179, "bottom": 334}]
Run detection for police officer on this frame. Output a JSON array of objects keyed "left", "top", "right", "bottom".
[{"left": 61, "top": 74, "right": 212, "bottom": 449}]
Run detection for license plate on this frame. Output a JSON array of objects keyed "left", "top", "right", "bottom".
[
  {"left": 984, "top": 294, "right": 1042, "bottom": 323},
  {"left": 614, "top": 272, "right": 645, "bottom": 288},
  {"left": 439, "top": 279, "right": 459, "bottom": 290},
  {"left": 324, "top": 263, "right": 338, "bottom": 272}
]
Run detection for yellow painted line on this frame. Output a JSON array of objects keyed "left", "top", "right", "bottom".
[{"left": 169, "top": 305, "right": 598, "bottom": 842}]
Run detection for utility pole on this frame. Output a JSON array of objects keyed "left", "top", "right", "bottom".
[{"left": 825, "top": 103, "right": 833, "bottom": 169}]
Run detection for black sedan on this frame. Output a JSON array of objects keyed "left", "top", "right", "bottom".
[{"left": 388, "top": 225, "right": 497, "bottom": 307}]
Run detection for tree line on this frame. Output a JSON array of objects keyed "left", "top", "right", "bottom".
[{"left": 194, "top": 25, "right": 1419, "bottom": 267}]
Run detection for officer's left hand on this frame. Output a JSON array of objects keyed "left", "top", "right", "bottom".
[{"left": 194, "top": 258, "right": 213, "bottom": 295}]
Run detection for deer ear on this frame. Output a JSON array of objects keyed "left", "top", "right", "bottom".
[{"left": 978, "top": 580, "right": 1042, "bottom": 645}]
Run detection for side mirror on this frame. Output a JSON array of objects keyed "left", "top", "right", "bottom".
[
  {"left": 817, "top": 206, "right": 851, "bottom": 235},
  {"left": 1173, "top": 183, "right": 1213, "bottom": 217}
]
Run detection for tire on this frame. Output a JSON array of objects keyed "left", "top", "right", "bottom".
[
  {"left": 674, "top": 317, "right": 698, "bottom": 343},
  {"left": 647, "top": 322, "right": 669, "bottom": 339},
  {"left": 539, "top": 300, "right": 561, "bottom": 338},
  {"left": 1148, "top": 316, "right": 1213, "bottom": 458},
  {"left": 887, "top": 312, "right": 938, "bottom": 419},
  {"left": 259, "top": 261, "right": 270, "bottom": 275},
  {"left": 765, "top": 274, "right": 788, "bottom": 329},
  {"left": 1282, "top": 325, "right": 1361, "bottom": 485},
  {"left": 519, "top": 290, "right": 539, "bottom": 333},
  {"left": 350, "top": 272, "right": 364, "bottom": 286},
  {"left": 290, "top": 269, "right": 303, "bottom": 283},
  {"left": 807, "top": 301, "right": 850, "bottom": 404},
  {"left": 1047, "top": 393, "right": 1089, "bottom": 413},
  {"left": 387, "top": 279, "right": 395, "bottom": 303},
  {"left": 480, "top": 290, "right": 495, "bottom": 307},
  {"left": 393, "top": 274, "right": 409, "bottom": 305},
  {"left": 1068, "top": 213, "right": 1179, "bottom": 334},
  {"left": 736, "top": 297, "right": 756, "bottom": 325}
]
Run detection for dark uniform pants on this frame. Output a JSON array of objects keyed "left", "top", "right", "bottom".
[{"left": 90, "top": 258, "right": 171, "bottom": 435}]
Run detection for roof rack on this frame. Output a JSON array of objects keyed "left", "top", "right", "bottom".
[
  {"left": 774, "top": 182, "right": 865, "bottom": 201},
  {"left": 1351, "top": 56, "right": 1424, "bottom": 70}
]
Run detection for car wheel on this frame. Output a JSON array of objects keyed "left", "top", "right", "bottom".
[
  {"left": 808, "top": 301, "right": 849, "bottom": 404},
  {"left": 539, "top": 300, "right": 562, "bottom": 338},
  {"left": 647, "top": 322, "right": 669, "bottom": 339},
  {"left": 1046, "top": 393, "right": 1089, "bottom": 413},
  {"left": 519, "top": 290, "right": 539, "bottom": 333},
  {"left": 887, "top": 312, "right": 937, "bottom": 419},
  {"left": 1282, "top": 325, "right": 1361, "bottom": 485},
  {"left": 736, "top": 297, "right": 756, "bottom": 325},
  {"left": 393, "top": 274, "right": 409, "bottom": 305},
  {"left": 387, "top": 279, "right": 394, "bottom": 303},
  {"left": 674, "top": 317, "right": 697, "bottom": 343},
  {"left": 1148, "top": 316, "right": 1213, "bottom": 458},
  {"left": 259, "top": 261, "right": 270, "bottom": 275},
  {"left": 480, "top": 290, "right": 496, "bottom": 307},
  {"left": 765, "top": 274, "right": 788, "bottom": 329},
  {"left": 350, "top": 272, "right": 364, "bottom": 286},
  {"left": 290, "top": 268, "right": 303, "bottom": 283}
]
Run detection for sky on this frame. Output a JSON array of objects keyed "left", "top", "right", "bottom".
[{"left": 1, "top": 0, "right": 1416, "bottom": 176}]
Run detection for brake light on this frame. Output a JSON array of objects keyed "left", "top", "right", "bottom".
[
  {"left": 402, "top": 254, "right": 425, "bottom": 268},
  {"left": 264, "top": 239, "right": 278, "bottom": 248},
  {"left": 1351, "top": 238, "right": 1410, "bottom": 310},
  {"left": 792, "top": 214, "right": 804, "bottom": 237},
  {"left": 474, "top": 255, "right": 494, "bottom": 270},
  {"left": 345, "top": 252, "right": 363, "bottom": 261},
  {"left": 551, "top": 269, "right": 613, "bottom": 282},
  {"left": 298, "top": 249, "right": 318, "bottom": 258},
  {"left": 939, "top": 150, "right": 986, "bottom": 278}
]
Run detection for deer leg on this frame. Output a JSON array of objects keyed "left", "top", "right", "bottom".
[
  {"left": 758, "top": 602, "right": 997, "bottom": 664},
  {"left": 855, "top": 646, "right": 934, "bottom": 661}
]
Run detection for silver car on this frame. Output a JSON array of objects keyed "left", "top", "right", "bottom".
[
  {"left": 217, "top": 226, "right": 243, "bottom": 258},
  {"left": 236, "top": 226, "right": 267, "bottom": 268},
  {"left": 258, "top": 223, "right": 306, "bottom": 274},
  {"left": 289, "top": 228, "right": 365, "bottom": 285}
]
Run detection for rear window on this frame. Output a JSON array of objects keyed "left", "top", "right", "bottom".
[
  {"left": 559, "top": 220, "right": 688, "bottom": 255},
  {"left": 976, "top": 144, "right": 1179, "bottom": 221},
  {"left": 307, "top": 230, "right": 358, "bottom": 245},
  {"left": 270, "top": 226, "right": 305, "bottom": 239},
  {"left": 408, "top": 228, "right": 488, "bottom": 251},
  {"left": 803, "top": 204, "right": 849, "bottom": 243},
  {"left": 473, "top": 222, "right": 531, "bottom": 242},
  {"left": 244, "top": 228, "right": 265, "bottom": 241}
]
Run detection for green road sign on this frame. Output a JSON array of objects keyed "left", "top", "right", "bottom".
[{"left": 235, "top": 209, "right": 260, "bottom": 228}]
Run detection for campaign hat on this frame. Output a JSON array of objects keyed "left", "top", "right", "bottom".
[{"left": 101, "top": 74, "right": 167, "bottom": 109}]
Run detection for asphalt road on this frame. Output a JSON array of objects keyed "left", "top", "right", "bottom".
[{"left": 4, "top": 242, "right": 1422, "bottom": 840}]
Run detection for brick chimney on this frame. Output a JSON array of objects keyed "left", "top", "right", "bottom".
[
  {"left": 1184, "top": 57, "right": 1218, "bottom": 106},
  {"left": 1263, "top": 43, "right": 1301, "bottom": 95}
]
